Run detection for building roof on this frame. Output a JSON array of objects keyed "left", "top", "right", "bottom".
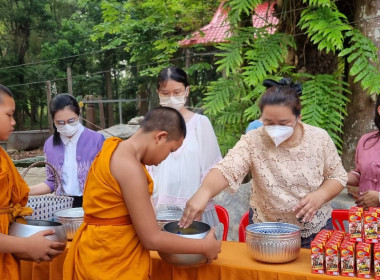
[{"left": 179, "top": 1, "right": 279, "bottom": 47}]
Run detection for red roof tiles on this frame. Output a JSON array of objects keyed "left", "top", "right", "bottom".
[{"left": 179, "top": 1, "right": 278, "bottom": 47}]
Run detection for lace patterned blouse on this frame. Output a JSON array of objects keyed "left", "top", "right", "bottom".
[{"left": 215, "top": 122, "right": 347, "bottom": 238}]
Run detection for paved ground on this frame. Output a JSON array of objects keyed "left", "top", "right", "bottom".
[{"left": 20, "top": 167, "right": 355, "bottom": 241}]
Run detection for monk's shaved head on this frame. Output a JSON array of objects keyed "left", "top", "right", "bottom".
[
  {"left": 0, "top": 84, "right": 13, "bottom": 104},
  {"left": 141, "top": 107, "right": 186, "bottom": 141}
]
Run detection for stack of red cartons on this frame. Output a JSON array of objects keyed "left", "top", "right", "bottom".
[
  {"left": 363, "top": 210, "right": 378, "bottom": 244},
  {"left": 326, "top": 231, "right": 345, "bottom": 276},
  {"left": 341, "top": 236, "right": 356, "bottom": 277},
  {"left": 356, "top": 242, "right": 371, "bottom": 278},
  {"left": 311, "top": 230, "right": 332, "bottom": 274},
  {"left": 310, "top": 207, "right": 380, "bottom": 277},
  {"left": 370, "top": 207, "right": 380, "bottom": 240},
  {"left": 349, "top": 207, "right": 364, "bottom": 243}
]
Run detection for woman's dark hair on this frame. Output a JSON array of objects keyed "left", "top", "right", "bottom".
[
  {"left": 50, "top": 94, "right": 80, "bottom": 145},
  {"left": 363, "top": 94, "right": 380, "bottom": 149},
  {"left": 157, "top": 66, "right": 189, "bottom": 89},
  {"left": 259, "top": 78, "right": 303, "bottom": 117}
]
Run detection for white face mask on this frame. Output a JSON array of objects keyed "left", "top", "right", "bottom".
[
  {"left": 265, "top": 118, "right": 298, "bottom": 147},
  {"left": 159, "top": 88, "right": 188, "bottom": 111},
  {"left": 57, "top": 122, "right": 81, "bottom": 138}
]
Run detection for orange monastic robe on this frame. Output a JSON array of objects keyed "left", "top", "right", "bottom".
[
  {"left": 63, "top": 137, "right": 153, "bottom": 280},
  {"left": 0, "top": 147, "right": 31, "bottom": 280}
]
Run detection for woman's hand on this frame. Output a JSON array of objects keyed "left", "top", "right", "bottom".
[
  {"left": 293, "top": 191, "right": 325, "bottom": 223},
  {"left": 19, "top": 230, "right": 65, "bottom": 262},
  {"left": 202, "top": 228, "right": 221, "bottom": 264},
  {"left": 179, "top": 193, "right": 209, "bottom": 228},
  {"left": 356, "top": 190, "right": 380, "bottom": 209}
]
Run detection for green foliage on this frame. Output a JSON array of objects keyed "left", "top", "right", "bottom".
[
  {"left": 298, "top": 6, "right": 352, "bottom": 53},
  {"left": 298, "top": 73, "right": 350, "bottom": 149},
  {"left": 243, "top": 32, "right": 295, "bottom": 86},
  {"left": 202, "top": 0, "right": 369, "bottom": 153},
  {"left": 338, "top": 30, "right": 380, "bottom": 95},
  {"left": 303, "top": 0, "right": 333, "bottom": 7},
  {"left": 203, "top": 74, "right": 249, "bottom": 153},
  {"left": 230, "top": 0, "right": 262, "bottom": 15}
]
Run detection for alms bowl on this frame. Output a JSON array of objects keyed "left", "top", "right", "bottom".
[
  {"left": 8, "top": 219, "right": 67, "bottom": 260},
  {"left": 54, "top": 207, "right": 84, "bottom": 240},
  {"left": 157, "top": 221, "right": 210, "bottom": 267},
  {"left": 245, "top": 222, "right": 301, "bottom": 263}
]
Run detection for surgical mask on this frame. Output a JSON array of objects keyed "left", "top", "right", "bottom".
[
  {"left": 57, "top": 122, "right": 81, "bottom": 138},
  {"left": 159, "top": 88, "right": 188, "bottom": 111},
  {"left": 265, "top": 118, "right": 298, "bottom": 147}
]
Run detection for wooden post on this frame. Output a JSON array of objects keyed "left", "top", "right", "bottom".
[
  {"left": 67, "top": 66, "right": 73, "bottom": 95},
  {"left": 98, "top": 96, "right": 106, "bottom": 129},
  {"left": 46, "top": 81, "right": 53, "bottom": 135},
  {"left": 85, "top": 95, "right": 96, "bottom": 130},
  {"left": 106, "top": 71, "right": 114, "bottom": 127}
]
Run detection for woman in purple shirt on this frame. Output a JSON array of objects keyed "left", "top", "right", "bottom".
[
  {"left": 29, "top": 94, "right": 104, "bottom": 207},
  {"left": 348, "top": 94, "right": 380, "bottom": 208}
]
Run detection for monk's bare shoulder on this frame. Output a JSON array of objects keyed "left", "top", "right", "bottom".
[{"left": 109, "top": 141, "right": 146, "bottom": 190}]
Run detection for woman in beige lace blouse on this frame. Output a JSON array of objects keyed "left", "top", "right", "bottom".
[{"left": 180, "top": 78, "right": 347, "bottom": 248}]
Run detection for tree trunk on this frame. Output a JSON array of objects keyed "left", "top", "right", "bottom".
[{"left": 341, "top": 0, "right": 380, "bottom": 170}]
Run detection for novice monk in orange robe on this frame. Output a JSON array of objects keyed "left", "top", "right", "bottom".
[
  {"left": 63, "top": 107, "right": 221, "bottom": 280},
  {"left": 0, "top": 84, "right": 65, "bottom": 280}
]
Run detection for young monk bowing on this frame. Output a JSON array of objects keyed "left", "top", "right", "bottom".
[
  {"left": 0, "top": 84, "right": 65, "bottom": 280},
  {"left": 63, "top": 106, "right": 221, "bottom": 280}
]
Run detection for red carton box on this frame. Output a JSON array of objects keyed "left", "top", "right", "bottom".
[
  {"left": 370, "top": 207, "right": 380, "bottom": 239},
  {"left": 341, "top": 240, "right": 355, "bottom": 277},
  {"left": 349, "top": 207, "right": 363, "bottom": 242},
  {"left": 374, "top": 243, "right": 380, "bottom": 280},
  {"left": 311, "top": 239, "right": 325, "bottom": 274},
  {"left": 364, "top": 210, "right": 378, "bottom": 243},
  {"left": 325, "top": 240, "right": 341, "bottom": 276},
  {"left": 356, "top": 242, "right": 371, "bottom": 278}
]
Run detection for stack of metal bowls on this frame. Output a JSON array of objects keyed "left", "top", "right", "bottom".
[
  {"left": 245, "top": 222, "right": 301, "bottom": 263},
  {"left": 8, "top": 220, "right": 67, "bottom": 260},
  {"left": 158, "top": 221, "right": 210, "bottom": 267},
  {"left": 54, "top": 207, "right": 84, "bottom": 240}
]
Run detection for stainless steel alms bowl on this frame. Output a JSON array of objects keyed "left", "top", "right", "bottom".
[
  {"left": 158, "top": 221, "right": 210, "bottom": 267},
  {"left": 245, "top": 222, "right": 301, "bottom": 263},
  {"left": 54, "top": 207, "right": 84, "bottom": 240},
  {"left": 8, "top": 219, "right": 67, "bottom": 260}
]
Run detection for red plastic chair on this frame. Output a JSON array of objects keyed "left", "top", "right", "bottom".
[
  {"left": 332, "top": 209, "right": 349, "bottom": 232},
  {"left": 238, "top": 211, "right": 249, "bottom": 242},
  {"left": 215, "top": 205, "right": 229, "bottom": 241}
]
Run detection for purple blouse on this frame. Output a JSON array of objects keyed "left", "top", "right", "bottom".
[
  {"left": 43, "top": 128, "right": 105, "bottom": 195},
  {"left": 352, "top": 131, "right": 380, "bottom": 193}
]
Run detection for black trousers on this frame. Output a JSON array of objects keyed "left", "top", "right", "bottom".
[{"left": 71, "top": 196, "right": 83, "bottom": 208}]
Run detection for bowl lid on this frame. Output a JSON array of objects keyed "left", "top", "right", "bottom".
[
  {"left": 246, "top": 222, "right": 300, "bottom": 234},
  {"left": 54, "top": 207, "right": 84, "bottom": 218}
]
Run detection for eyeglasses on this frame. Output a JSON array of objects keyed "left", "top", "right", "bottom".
[
  {"left": 158, "top": 87, "right": 188, "bottom": 97},
  {"left": 54, "top": 117, "right": 79, "bottom": 128}
]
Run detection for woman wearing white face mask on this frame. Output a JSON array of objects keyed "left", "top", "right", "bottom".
[
  {"left": 147, "top": 66, "right": 222, "bottom": 231},
  {"left": 180, "top": 78, "right": 347, "bottom": 248},
  {"left": 29, "top": 94, "right": 105, "bottom": 207}
]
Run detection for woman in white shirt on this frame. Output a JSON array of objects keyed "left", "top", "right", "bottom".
[{"left": 148, "top": 66, "right": 222, "bottom": 227}]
